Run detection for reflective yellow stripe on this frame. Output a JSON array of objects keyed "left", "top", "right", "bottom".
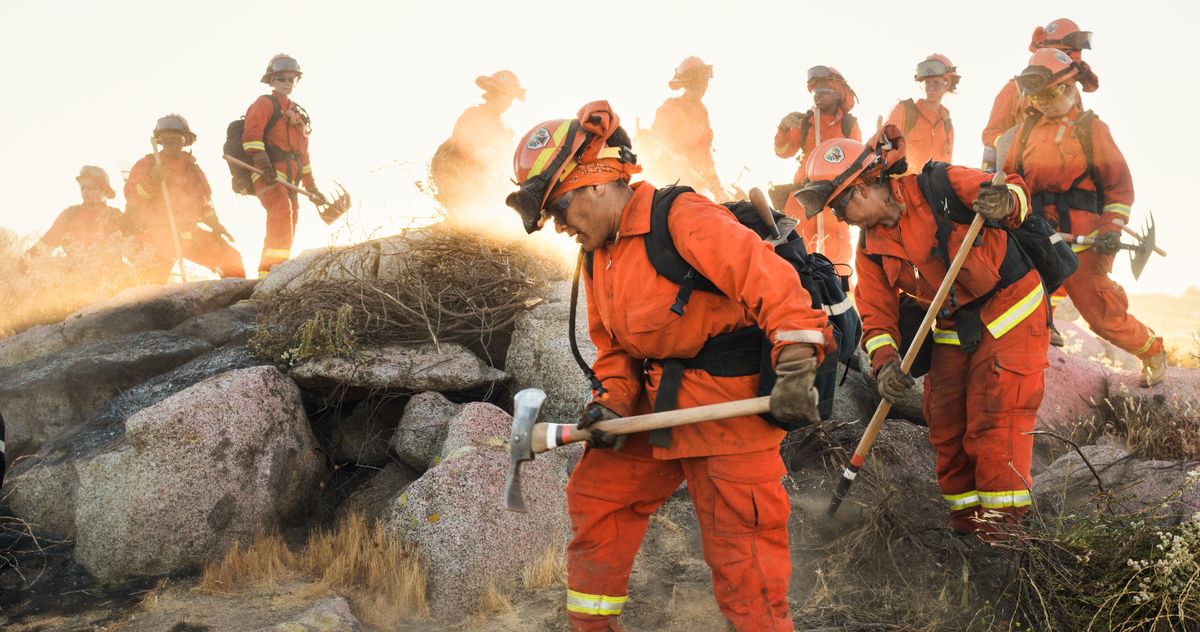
[
  {"left": 979, "top": 490, "right": 1031, "bottom": 508},
  {"left": 1133, "top": 334, "right": 1156, "bottom": 356},
  {"left": 301, "top": 164, "right": 312, "bottom": 174},
  {"left": 250, "top": 170, "right": 291, "bottom": 183},
  {"left": 986, "top": 284, "right": 1045, "bottom": 338},
  {"left": 566, "top": 590, "right": 627, "bottom": 616},
  {"left": 864, "top": 334, "right": 898, "bottom": 355},
  {"left": 1007, "top": 184, "right": 1029, "bottom": 223},
  {"left": 527, "top": 120, "right": 573, "bottom": 179},
  {"left": 135, "top": 183, "right": 152, "bottom": 199},
  {"left": 943, "top": 491, "right": 980, "bottom": 510},
  {"left": 263, "top": 248, "right": 291, "bottom": 259},
  {"left": 243, "top": 141, "right": 266, "bottom": 152},
  {"left": 1050, "top": 294, "right": 1066, "bottom": 307},
  {"left": 1103, "top": 203, "right": 1132, "bottom": 219},
  {"left": 1071, "top": 229, "right": 1099, "bottom": 253},
  {"left": 932, "top": 327, "right": 960, "bottom": 346}
]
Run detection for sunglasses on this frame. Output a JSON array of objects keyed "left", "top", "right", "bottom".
[
  {"left": 828, "top": 185, "right": 858, "bottom": 220},
  {"left": 1028, "top": 83, "right": 1070, "bottom": 105},
  {"left": 271, "top": 75, "right": 299, "bottom": 84}
]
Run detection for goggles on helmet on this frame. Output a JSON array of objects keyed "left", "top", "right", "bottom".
[
  {"left": 915, "top": 59, "right": 951, "bottom": 79},
  {"left": 1014, "top": 66, "right": 1073, "bottom": 95},
  {"left": 1028, "top": 83, "right": 1071, "bottom": 105},
  {"left": 806, "top": 66, "right": 839, "bottom": 82},
  {"left": 268, "top": 56, "right": 301, "bottom": 74},
  {"left": 1048, "top": 30, "right": 1093, "bottom": 51},
  {"left": 506, "top": 121, "right": 584, "bottom": 234},
  {"left": 828, "top": 184, "right": 859, "bottom": 220}
]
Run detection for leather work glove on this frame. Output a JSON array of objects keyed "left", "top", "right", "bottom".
[
  {"left": 251, "top": 152, "right": 275, "bottom": 184},
  {"left": 1093, "top": 231, "right": 1122, "bottom": 256},
  {"left": 972, "top": 182, "right": 1012, "bottom": 221},
  {"left": 306, "top": 187, "right": 328, "bottom": 207},
  {"left": 769, "top": 344, "right": 820, "bottom": 426},
  {"left": 149, "top": 163, "right": 168, "bottom": 184},
  {"left": 578, "top": 402, "right": 624, "bottom": 449},
  {"left": 876, "top": 359, "right": 915, "bottom": 403},
  {"left": 780, "top": 111, "right": 807, "bottom": 130}
]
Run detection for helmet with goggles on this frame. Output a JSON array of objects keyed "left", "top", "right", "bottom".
[
  {"left": 153, "top": 113, "right": 197, "bottom": 146},
  {"left": 915, "top": 54, "right": 961, "bottom": 92},
  {"left": 1030, "top": 18, "right": 1092, "bottom": 53},
  {"left": 1014, "top": 48, "right": 1079, "bottom": 96},
  {"left": 669, "top": 56, "right": 713, "bottom": 89},
  {"left": 793, "top": 125, "right": 908, "bottom": 220},
  {"left": 261, "top": 54, "right": 303, "bottom": 84}
]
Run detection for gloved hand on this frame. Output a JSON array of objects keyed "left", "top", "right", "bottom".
[
  {"left": 1093, "top": 231, "right": 1122, "bottom": 256},
  {"left": 769, "top": 344, "right": 820, "bottom": 426},
  {"left": 251, "top": 152, "right": 275, "bottom": 184},
  {"left": 150, "top": 163, "right": 168, "bottom": 184},
  {"left": 780, "top": 111, "right": 807, "bottom": 130},
  {"left": 577, "top": 402, "right": 623, "bottom": 449},
  {"left": 306, "top": 187, "right": 328, "bottom": 207},
  {"left": 876, "top": 359, "right": 915, "bottom": 402},
  {"left": 972, "top": 182, "right": 1012, "bottom": 221}
]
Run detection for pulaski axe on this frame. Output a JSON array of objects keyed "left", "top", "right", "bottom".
[
  {"left": 505, "top": 388, "right": 773, "bottom": 513},
  {"left": 222, "top": 154, "right": 352, "bottom": 225},
  {"left": 1057, "top": 211, "right": 1165, "bottom": 280}
]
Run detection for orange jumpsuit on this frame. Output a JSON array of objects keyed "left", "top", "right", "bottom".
[
  {"left": 641, "top": 96, "right": 721, "bottom": 195},
  {"left": 125, "top": 153, "right": 245, "bottom": 280},
  {"left": 430, "top": 103, "right": 513, "bottom": 215},
  {"left": 242, "top": 92, "right": 314, "bottom": 276},
  {"left": 887, "top": 99, "right": 954, "bottom": 175},
  {"left": 856, "top": 168, "right": 1048, "bottom": 534},
  {"left": 981, "top": 80, "right": 1025, "bottom": 168},
  {"left": 1004, "top": 108, "right": 1162, "bottom": 359},
  {"left": 568, "top": 183, "right": 832, "bottom": 631},
  {"left": 31, "top": 203, "right": 124, "bottom": 257},
  {"left": 774, "top": 111, "right": 860, "bottom": 266}
]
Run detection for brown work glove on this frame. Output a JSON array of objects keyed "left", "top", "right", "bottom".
[
  {"left": 779, "top": 111, "right": 807, "bottom": 130},
  {"left": 251, "top": 152, "right": 275, "bottom": 184},
  {"left": 769, "top": 344, "right": 820, "bottom": 426},
  {"left": 876, "top": 359, "right": 915, "bottom": 403},
  {"left": 1093, "top": 231, "right": 1122, "bottom": 256},
  {"left": 578, "top": 402, "right": 624, "bottom": 449},
  {"left": 306, "top": 186, "right": 328, "bottom": 207},
  {"left": 972, "top": 181, "right": 1012, "bottom": 221}
]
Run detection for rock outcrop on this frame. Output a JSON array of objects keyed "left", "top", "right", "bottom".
[
  {"left": 506, "top": 280, "right": 595, "bottom": 425},
  {"left": 289, "top": 343, "right": 505, "bottom": 399},
  {"left": 390, "top": 391, "right": 462, "bottom": 470}
]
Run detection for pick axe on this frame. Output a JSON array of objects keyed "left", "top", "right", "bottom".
[
  {"left": 222, "top": 154, "right": 352, "bottom": 225},
  {"left": 1056, "top": 211, "right": 1165, "bottom": 280},
  {"left": 504, "top": 388, "right": 773, "bottom": 513}
]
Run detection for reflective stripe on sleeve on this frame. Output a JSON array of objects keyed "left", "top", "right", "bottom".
[
  {"left": 1007, "top": 184, "right": 1030, "bottom": 223},
  {"left": 822, "top": 296, "right": 854, "bottom": 316},
  {"left": 931, "top": 327, "right": 960, "bottom": 346},
  {"left": 301, "top": 164, "right": 313, "bottom": 174},
  {"left": 243, "top": 141, "right": 266, "bottom": 152},
  {"left": 136, "top": 183, "right": 152, "bottom": 199},
  {"left": 566, "top": 589, "right": 627, "bottom": 616},
  {"left": 978, "top": 490, "right": 1031, "bottom": 508},
  {"left": 985, "top": 284, "right": 1046, "bottom": 338},
  {"left": 1050, "top": 294, "right": 1066, "bottom": 307},
  {"left": 864, "top": 334, "right": 897, "bottom": 355},
  {"left": 1103, "top": 203, "right": 1132, "bottom": 220},
  {"left": 943, "top": 491, "right": 981, "bottom": 510},
  {"left": 775, "top": 330, "right": 826, "bottom": 345}
]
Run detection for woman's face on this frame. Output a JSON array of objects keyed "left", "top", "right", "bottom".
[
  {"left": 923, "top": 77, "right": 949, "bottom": 101},
  {"left": 1030, "top": 84, "right": 1078, "bottom": 119}
]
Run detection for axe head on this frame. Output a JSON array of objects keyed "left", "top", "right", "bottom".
[
  {"left": 1129, "top": 212, "right": 1157, "bottom": 280},
  {"left": 505, "top": 388, "right": 547, "bottom": 513},
  {"left": 317, "top": 182, "right": 352, "bottom": 225}
]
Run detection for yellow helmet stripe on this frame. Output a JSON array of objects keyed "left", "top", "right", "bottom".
[{"left": 527, "top": 120, "right": 574, "bottom": 179}]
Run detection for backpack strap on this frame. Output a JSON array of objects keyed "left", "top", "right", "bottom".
[
  {"left": 262, "top": 95, "right": 286, "bottom": 161},
  {"left": 645, "top": 186, "right": 722, "bottom": 315},
  {"left": 798, "top": 111, "right": 814, "bottom": 151},
  {"left": 841, "top": 112, "right": 856, "bottom": 138},
  {"left": 1013, "top": 109, "right": 1042, "bottom": 178},
  {"left": 901, "top": 99, "right": 918, "bottom": 134},
  {"left": 1072, "top": 110, "right": 1104, "bottom": 208}
]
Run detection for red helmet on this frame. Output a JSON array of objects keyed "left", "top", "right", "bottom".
[
  {"left": 153, "top": 113, "right": 197, "bottom": 146},
  {"left": 76, "top": 165, "right": 116, "bottom": 199},
  {"left": 1014, "top": 48, "right": 1079, "bottom": 96},
  {"left": 1030, "top": 18, "right": 1092, "bottom": 52},
  {"left": 476, "top": 70, "right": 526, "bottom": 101},
  {"left": 669, "top": 56, "right": 713, "bottom": 89},
  {"left": 260, "top": 54, "right": 302, "bottom": 84},
  {"left": 915, "top": 54, "right": 961, "bottom": 92},
  {"left": 793, "top": 125, "right": 907, "bottom": 219}
]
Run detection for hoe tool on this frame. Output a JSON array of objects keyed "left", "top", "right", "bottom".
[{"left": 222, "top": 154, "right": 352, "bottom": 225}]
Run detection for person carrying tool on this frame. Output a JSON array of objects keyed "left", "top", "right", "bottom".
[
  {"left": 507, "top": 101, "right": 832, "bottom": 631},
  {"left": 242, "top": 54, "right": 326, "bottom": 277},
  {"left": 795, "top": 125, "right": 1048, "bottom": 538},
  {"left": 638, "top": 56, "right": 724, "bottom": 199},
  {"left": 125, "top": 115, "right": 245, "bottom": 281},
  {"left": 773, "top": 65, "right": 860, "bottom": 267},
  {"left": 886, "top": 54, "right": 958, "bottom": 175},
  {"left": 1003, "top": 48, "right": 1166, "bottom": 386},
  {"left": 27, "top": 166, "right": 126, "bottom": 263},
  {"left": 981, "top": 18, "right": 1099, "bottom": 170},
  {"left": 430, "top": 70, "right": 525, "bottom": 217}
]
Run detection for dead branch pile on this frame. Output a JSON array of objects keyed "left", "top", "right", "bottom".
[{"left": 251, "top": 224, "right": 565, "bottom": 365}]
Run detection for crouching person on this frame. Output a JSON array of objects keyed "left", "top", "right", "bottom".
[
  {"left": 506, "top": 101, "right": 833, "bottom": 631},
  {"left": 796, "top": 126, "right": 1049, "bottom": 539}
]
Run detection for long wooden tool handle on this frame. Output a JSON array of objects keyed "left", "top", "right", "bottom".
[
  {"left": 749, "top": 187, "right": 781, "bottom": 240},
  {"left": 151, "top": 139, "right": 188, "bottom": 283},
  {"left": 222, "top": 154, "right": 321, "bottom": 202},
  {"left": 828, "top": 178, "right": 994, "bottom": 516},
  {"left": 530, "top": 396, "right": 771, "bottom": 454},
  {"left": 1120, "top": 225, "right": 1167, "bottom": 257}
]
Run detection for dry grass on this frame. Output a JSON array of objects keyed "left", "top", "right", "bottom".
[
  {"left": 1074, "top": 394, "right": 1200, "bottom": 461},
  {"left": 478, "top": 579, "right": 515, "bottom": 616},
  {"left": 521, "top": 545, "right": 567, "bottom": 590},
  {"left": 196, "top": 513, "right": 429, "bottom": 627},
  {"left": 1165, "top": 332, "right": 1200, "bottom": 369}
]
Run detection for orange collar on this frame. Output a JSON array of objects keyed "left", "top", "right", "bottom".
[{"left": 615, "top": 182, "right": 656, "bottom": 238}]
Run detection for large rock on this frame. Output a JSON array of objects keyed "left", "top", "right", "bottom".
[
  {"left": 330, "top": 397, "right": 406, "bottom": 467},
  {"left": 340, "top": 462, "right": 421, "bottom": 522},
  {"left": 71, "top": 366, "right": 322, "bottom": 581},
  {"left": 506, "top": 280, "right": 595, "bottom": 426},
  {"left": 438, "top": 402, "right": 511, "bottom": 463},
  {"left": 171, "top": 299, "right": 261, "bottom": 347},
  {"left": 0, "top": 331, "right": 212, "bottom": 457},
  {"left": 252, "top": 235, "right": 417, "bottom": 299},
  {"left": 1034, "top": 442, "right": 1200, "bottom": 518},
  {"left": 0, "top": 322, "right": 69, "bottom": 371},
  {"left": 289, "top": 343, "right": 504, "bottom": 399},
  {"left": 384, "top": 402, "right": 577, "bottom": 621},
  {"left": 251, "top": 596, "right": 363, "bottom": 632},
  {"left": 390, "top": 391, "right": 462, "bottom": 470},
  {"left": 9, "top": 346, "right": 289, "bottom": 543}
]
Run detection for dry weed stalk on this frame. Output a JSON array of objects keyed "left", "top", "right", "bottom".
[
  {"left": 521, "top": 544, "right": 567, "bottom": 589},
  {"left": 197, "top": 533, "right": 296, "bottom": 593}
]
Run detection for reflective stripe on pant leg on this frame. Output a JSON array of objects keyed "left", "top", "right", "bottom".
[
  {"left": 257, "top": 183, "right": 297, "bottom": 275},
  {"left": 567, "top": 590, "right": 628, "bottom": 616},
  {"left": 924, "top": 343, "right": 975, "bottom": 503}
]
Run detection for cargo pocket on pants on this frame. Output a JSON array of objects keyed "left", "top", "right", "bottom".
[{"left": 707, "top": 452, "right": 789, "bottom": 537}]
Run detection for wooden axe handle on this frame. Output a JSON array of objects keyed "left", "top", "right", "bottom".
[
  {"left": 222, "top": 154, "right": 323, "bottom": 203},
  {"left": 530, "top": 396, "right": 771, "bottom": 454}
]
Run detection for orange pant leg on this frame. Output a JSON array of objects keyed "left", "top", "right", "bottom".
[
  {"left": 682, "top": 448, "right": 793, "bottom": 632},
  {"left": 255, "top": 181, "right": 299, "bottom": 277},
  {"left": 1063, "top": 250, "right": 1161, "bottom": 358},
  {"left": 183, "top": 230, "right": 246, "bottom": 278},
  {"left": 565, "top": 434, "right": 684, "bottom": 631},
  {"left": 923, "top": 342, "right": 978, "bottom": 532}
]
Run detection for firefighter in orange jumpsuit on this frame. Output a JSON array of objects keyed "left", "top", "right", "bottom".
[
  {"left": 638, "top": 57, "right": 724, "bottom": 199},
  {"left": 981, "top": 18, "right": 1099, "bottom": 170},
  {"left": 1003, "top": 49, "right": 1166, "bottom": 387},
  {"left": 886, "top": 54, "right": 958, "bottom": 175},
  {"left": 430, "top": 70, "right": 526, "bottom": 217},
  {"left": 125, "top": 115, "right": 245, "bottom": 281},
  {"left": 243, "top": 54, "right": 325, "bottom": 277},
  {"left": 796, "top": 126, "right": 1048, "bottom": 537},
  {"left": 28, "top": 166, "right": 125, "bottom": 261},
  {"left": 507, "top": 101, "right": 832, "bottom": 631},
  {"left": 773, "top": 66, "right": 861, "bottom": 267}
]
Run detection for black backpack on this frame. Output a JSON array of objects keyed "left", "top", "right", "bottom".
[
  {"left": 224, "top": 96, "right": 282, "bottom": 195},
  {"left": 572, "top": 186, "right": 862, "bottom": 432}
]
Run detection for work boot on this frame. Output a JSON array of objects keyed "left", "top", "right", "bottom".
[
  {"left": 1049, "top": 325, "right": 1064, "bottom": 348},
  {"left": 1140, "top": 350, "right": 1167, "bottom": 388}
]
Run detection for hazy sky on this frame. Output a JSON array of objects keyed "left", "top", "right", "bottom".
[{"left": 1, "top": 1, "right": 1196, "bottom": 294}]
